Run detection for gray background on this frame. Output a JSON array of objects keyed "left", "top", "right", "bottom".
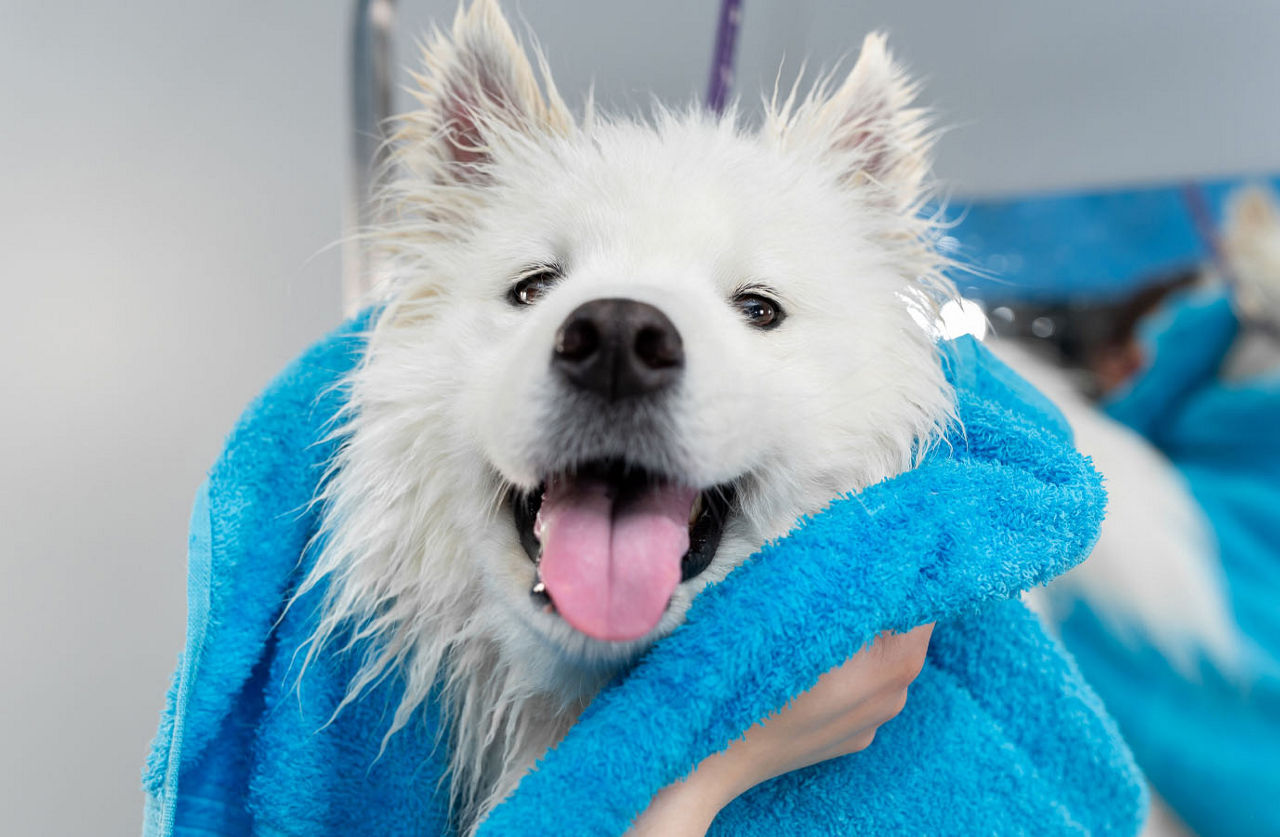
[{"left": 2, "top": 1, "right": 1277, "bottom": 834}]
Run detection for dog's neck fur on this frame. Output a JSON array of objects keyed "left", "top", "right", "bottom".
[
  {"left": 302, "top": 299, "right": 684, "bottom": 828},
  {"left": 298, "top": 337, "right": 614, "bottom": 827}
]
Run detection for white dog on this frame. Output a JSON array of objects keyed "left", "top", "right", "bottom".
[{"left": 299, "top": 1, "right": 956, "bottom": 829}]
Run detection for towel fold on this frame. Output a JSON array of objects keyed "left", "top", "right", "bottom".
[{"left": 143, "top": 319, "right": 1143, "bottom": 836}]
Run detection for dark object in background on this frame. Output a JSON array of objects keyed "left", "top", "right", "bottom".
[{"left": 981, "top": 268, "right": 1200, "bottom": 397}]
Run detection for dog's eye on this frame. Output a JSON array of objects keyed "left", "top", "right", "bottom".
[
  {"left": 508, "top": 267, "right": 561, "bottom": 307},
  {"left": 733, "top": 293, "right": 784, "bottom": 330}
]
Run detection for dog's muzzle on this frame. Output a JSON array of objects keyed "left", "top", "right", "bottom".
[{"left": 507, "top": 298, "right": 734, "bottom": 643}]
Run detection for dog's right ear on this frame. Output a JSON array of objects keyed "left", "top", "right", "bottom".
[
  {"left": 767, "top": 33, "right": 932, "bottom": 213},
  {"left": 401, "top": 0, "right": 569, "bottom": 185}
]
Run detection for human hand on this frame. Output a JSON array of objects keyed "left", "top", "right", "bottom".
[{"left": 628, "top": 623, "right": 934, "bottom": 837}]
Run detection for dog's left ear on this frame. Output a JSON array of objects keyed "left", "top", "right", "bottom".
[{"left": 774, "top": 33, "right": 932, "bottom": 211}]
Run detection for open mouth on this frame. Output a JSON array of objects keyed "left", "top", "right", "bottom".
[{"left": 512, "top": 458, "right": 735, "bottom": 643}]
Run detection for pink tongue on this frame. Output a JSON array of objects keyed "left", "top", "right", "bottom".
[{"left": 537, "top": 476, "right": 696, "bottom": 642}]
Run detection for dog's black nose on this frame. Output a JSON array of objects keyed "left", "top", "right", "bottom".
[{"left": 553, "top": 298, "right": 683, "bottom": 399}]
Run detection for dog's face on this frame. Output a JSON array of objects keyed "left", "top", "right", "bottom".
[{"left": 319, "top": 0, "right": 952, "bottom": 691}]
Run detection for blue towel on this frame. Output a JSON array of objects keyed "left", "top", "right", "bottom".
[
  {"left": 1057, "top": 289, "right": 1280, "bottom": 837},
  {"left": 142, "top": 318, "right": 1144, "bottom": 836}
]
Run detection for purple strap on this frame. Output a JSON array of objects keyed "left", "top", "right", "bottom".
[
  {"left": 705, "top": 0, "right": 744, "bottom": 115},
  {"left": 1181, "top": 183, "right": 1223, "bottom": 270}
]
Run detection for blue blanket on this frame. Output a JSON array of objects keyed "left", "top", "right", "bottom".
[
  {"left": 950, "top": 176, "right": 1280, "bottom": 301},
  {"left": 142, "top": 318, "right": 1143, "bottom": 836},
  {"left": 1059, "top": 289, "right": 1280, "bottom": 837}
]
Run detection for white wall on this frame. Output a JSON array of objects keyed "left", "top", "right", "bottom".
[
  {"left": 0, "top": 4, "right": 346, "bottom": 835},
  {"left": 3, "top": 2, "right": 1278, "bottom": 834},
  {"left": 401, "top": 0, "right": 1280, "bottom": 195}
]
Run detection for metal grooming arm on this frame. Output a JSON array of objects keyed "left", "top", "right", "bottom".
[{"left": 344, "top": 0, "right": 397, "bottom": 314}]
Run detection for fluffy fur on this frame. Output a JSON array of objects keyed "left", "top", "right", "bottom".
[{"left": 297, "top": 1, "right": 955, "bottom": 830}]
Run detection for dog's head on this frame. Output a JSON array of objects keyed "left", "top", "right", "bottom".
[{"left": 314, "top": 0, "right": 954, "bottom": 691}]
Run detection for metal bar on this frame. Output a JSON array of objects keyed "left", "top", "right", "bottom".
[{"left": 344, "top": 0, "right": 397, "bottom": 313}]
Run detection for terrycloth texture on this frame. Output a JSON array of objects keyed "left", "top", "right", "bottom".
[
  {"left": 143, "top": 321, "right": 1144, "bottom": 836},
  {"left": 1058, "top": 288, "right": 1280, "bottom": 837}
]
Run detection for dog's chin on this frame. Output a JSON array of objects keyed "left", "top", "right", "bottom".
[
  {"left": 497, "top": 456, "right": 739, "bottom": 663},
  {"left": 512, "top": 583, "right": 691, "bottom": 677}
]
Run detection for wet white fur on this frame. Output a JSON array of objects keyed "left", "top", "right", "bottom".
[{"left": 297, "top": 1, "right": 955, "bottom": 829}]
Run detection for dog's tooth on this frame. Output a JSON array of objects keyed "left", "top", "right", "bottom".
[
  {"left": 530, "top": 577, "right": 552, "bottom": 609},
  {"left": 689, "top": 493, "right": 703, "bottom": 526}
]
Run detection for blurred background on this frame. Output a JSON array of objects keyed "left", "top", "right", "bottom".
[{"left": 3, "top": 2, "right": 1279, "bottom": 835}]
